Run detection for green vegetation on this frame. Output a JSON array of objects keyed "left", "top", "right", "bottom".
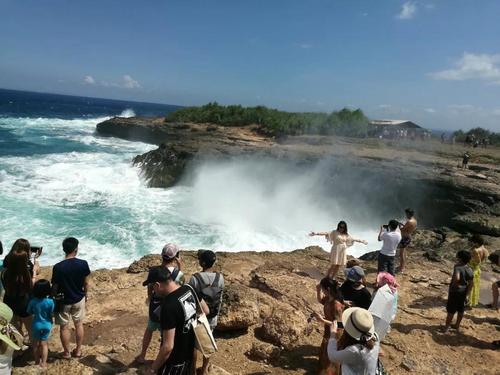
[
  {"left": 165, "top": 102, "right": 369, "bottom": 137},
  {"left": 453, "top": 127, "right": 500, "bottom": 145}
]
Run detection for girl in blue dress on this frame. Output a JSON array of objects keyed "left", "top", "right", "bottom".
[{"left": 27, "top": 279, "right": 54, "bottom": 370}]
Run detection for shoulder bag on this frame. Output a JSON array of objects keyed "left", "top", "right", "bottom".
[{"left": 185, "top": 284, "right": 218, "bottom": 358}]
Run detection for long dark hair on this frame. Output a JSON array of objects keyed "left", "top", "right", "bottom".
[
  {"left": 336, "top": 221, "right": 348, "bottom": 235},
  {"left": 319, "top": 277, "right": 344, "bottom": 303},
  {"left": 10, "top": 238, "right": 31, "bottom": 255},
  {"left": 3, "top": 247, "right": 32, "bottom": 295},
  {"left": 337, "top": 330, "right": 376, "bottom": 350}
]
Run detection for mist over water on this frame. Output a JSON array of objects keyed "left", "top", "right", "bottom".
[{"left": 181, "top": 158, "right": 381, "bottom": 255}]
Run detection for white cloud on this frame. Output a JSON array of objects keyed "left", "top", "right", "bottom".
[
  {"left": 430, "top": 52, "right": 500, "bottom": 84},
  {"left": 83, "top": 75, "right": 96, "bottom": 85},
  {"left": 298, "top": 43, "right": 313, "bottom": 49},
  {"left": 491, "top": 108, "right": 500, "bottom": 116},
  {"left": 397, "top": 2, "right": 417, "bottom": 20},
  {"left": 122, "top": 74, "right": 141, "bottom": 89},
  {"left": 378, "top": 104, "right": 392, "bottom": 109},
  {"left": 447, "top": 104, "right": 481, "bottom": 115},
  {"left": 424, "top": 108, "right": 436, "bottom": 113},
  {"left": 86, "top": 75, "right": 141, "bottom": 89}
]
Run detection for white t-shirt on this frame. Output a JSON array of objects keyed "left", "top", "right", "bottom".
[{"left": 379, "top": 230, "right": 402, "bottom": 256}]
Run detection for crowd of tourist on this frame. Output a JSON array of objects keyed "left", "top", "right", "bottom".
[
  {"left": 309, "top": 208, "right": 498, "bottom": 374},
  {"left": 0, "top": 205, "right": 498, "bottom": 374}
]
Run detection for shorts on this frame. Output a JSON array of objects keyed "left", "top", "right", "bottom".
[
  {"left": 377, "top": 253, "right": 395, "bottom": 276},
  {"left": 157, "top": 361, "right": 192, "bottom": 375},
  {"left": 56, "top": 298, "right": 86, "bottom": 325},
  {"left": 147, "top": 319, "right": 161, "bottom": 332},
  {"left": 399, "top": 236, "right": 411, "bottom": 248},
  {"left": 446, "top": 291, "right": 467, "bottom": 314},
  {"left": 32, "top": 322, "right": 52, "bottom": 341}
]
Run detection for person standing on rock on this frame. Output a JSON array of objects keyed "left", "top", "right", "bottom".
[
  {"left": 462, "top": 151, "right": 471, "bottom": 169},
  {"left": 377, "top": 220, "right": 401, "bottom": 276},
  {"left": 188, "top": 250, "right": 224, "bottom": 375},
  {"left": 398, "top": 208, "right": 417, "bottom": 274},
  {"left": 310, "top": 221, "right": 368, "bottom": 278},
  {"left": 51, "top": 237, "right": 90, "bottom": 359},
  {"left": 314, "top": 277, "right": 344, "bottom": 375},
  {"left": 468, "top": 235, "right": 489, "bottom": 308},
  {"left": 145, "top": 267, "right": 208, "bottom": 375},
  {"left": 442, "top": 250, "right": 473, "bottom": 332},
  {"left": 136, "top": 243, "right": 185, "bottom": 365}
]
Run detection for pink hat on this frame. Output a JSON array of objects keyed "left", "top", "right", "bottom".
[
  {"left": 161, "top": 243, "right": 179, "bottom": 260},
  {"left": 376, "top": 272, "right": 399, "bottom": 293}
]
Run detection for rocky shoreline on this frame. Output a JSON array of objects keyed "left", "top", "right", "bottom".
[
  {"left": 96, "top": 116, "right": 500, "bottom": 237},
  {"left": 14, "top": 233, "right": 500, "bottom": 375}
]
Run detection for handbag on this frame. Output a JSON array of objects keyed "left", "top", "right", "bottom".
[{"left": 185, "top": 284, "right": 218, "bottom": 358}]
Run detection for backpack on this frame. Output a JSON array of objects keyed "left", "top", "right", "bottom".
[{"left": 193, "top": 273, "right": 223, "bottom": 320}]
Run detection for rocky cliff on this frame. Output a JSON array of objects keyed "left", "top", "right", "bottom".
[
  {"left": 13, "top": 233, "right": 500, "bottom": 374},
  {"left": 96, "top": 116, "right": 500, "bottom": 237}
]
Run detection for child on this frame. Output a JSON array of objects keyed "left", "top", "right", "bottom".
[
  {"left": 27, "top": 279, "right": 55, "bottom": 370},
  {"left": 443, "top": 250, "right": 473, "bottom": 332}
]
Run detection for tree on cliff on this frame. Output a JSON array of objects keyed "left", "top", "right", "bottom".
[
  {"left": 453, "top": 127, "right": 500, "bottom": 145},
  {"left": 165, "top": 103, "right": 369, "bottom": 137}
]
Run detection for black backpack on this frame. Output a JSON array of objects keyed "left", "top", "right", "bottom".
[{"left": 193, "top": 273, "right": 223, "bottom": 320}]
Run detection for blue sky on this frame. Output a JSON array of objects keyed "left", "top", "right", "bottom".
[{"left": 1, "top": 0, "right": 500, "bottom": 131}]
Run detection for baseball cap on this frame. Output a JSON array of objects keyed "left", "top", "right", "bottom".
[
  {"left": 161, "top": 243, "right": 179, "bottom": 260},
  {"left": 142, "top": 266, "right": 172, "bottom": 286},
  {"left": 198, "top": 249, "right": 216, "bottom": 267},
  {"left": 345, "top": 266, "right": 365, "bottom": 282}
]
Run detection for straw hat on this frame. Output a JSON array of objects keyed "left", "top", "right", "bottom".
[
  {"left": 0, "top": 303, "right": 23, "bottom": 350},
  {"left": 342, "top": 307, "right": 375, "bottom": 340}
]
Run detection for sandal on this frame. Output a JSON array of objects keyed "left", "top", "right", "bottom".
[
  {"left": 59, "top": 352, "right": 72, "bottom": 360},
  {"left": 71, "top": 349, "right": 82, "bottom": 358}
]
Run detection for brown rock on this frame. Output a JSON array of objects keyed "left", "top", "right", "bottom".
[
  {"left": 246, "top": 342, "right": 281, "bottom": 361},
  {"left": 127, "top": 254, "right": 161, "bottom": 273},
  {"left": 217, "top": 284, "right": 260, "bottom": 331},
  {"left": 259, "top": 305, "right": 307, "bottom": 350}
]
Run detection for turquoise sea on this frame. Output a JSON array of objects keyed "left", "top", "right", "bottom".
[{"left": 0, "top": 89, "right": 378, "bottom": 269}]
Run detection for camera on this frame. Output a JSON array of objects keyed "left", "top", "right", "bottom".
[{"left": 382, "top": 225, "right": 389, "bottom": 230}]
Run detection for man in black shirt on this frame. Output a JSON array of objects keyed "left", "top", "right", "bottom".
[
  {"left": 144, "top": 267, "right": 208, "bottom": 375},
  {"left": 340, "top": 266, "right": 372, "bottom": 309}
]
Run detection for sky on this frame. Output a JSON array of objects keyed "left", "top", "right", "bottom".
[{"left": 1, "top": 0, "right": 500, "bottom": 131}]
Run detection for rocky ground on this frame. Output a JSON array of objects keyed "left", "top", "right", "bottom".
[
  {"left": 14, "top": 117, "right": 494, "bottom": 374},
  {"left": 12, "top": 232, "right": 500, "bottom": 375}
]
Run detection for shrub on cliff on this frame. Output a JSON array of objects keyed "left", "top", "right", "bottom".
[
  {"left": 453, "top": 127, "right": 500, "bottom": 145},
  {"left": 165, "top": 102, "right": 369, "bottom": 137}
]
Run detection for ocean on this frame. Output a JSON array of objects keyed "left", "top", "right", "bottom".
[{"left": 0, "top": 89, "right": 377, "bottom": 269}]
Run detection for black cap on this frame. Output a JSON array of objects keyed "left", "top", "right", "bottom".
[
  {"left": 198, "top": 250, "right": 216, "bottom": 267},
  {"left": 142, "top": 266, "right": 172, "bottom": 286}
]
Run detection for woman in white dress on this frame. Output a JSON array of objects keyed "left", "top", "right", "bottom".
[{"left": 310, "top": 221, "right": 368, "bottom": 278}]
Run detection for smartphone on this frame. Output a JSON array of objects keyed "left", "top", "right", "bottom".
[{"left": 30, "top": 246, "right": 43, "bottom": 258}]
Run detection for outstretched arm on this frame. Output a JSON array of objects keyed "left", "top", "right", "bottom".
[
  {"left": 310, "top": 231, "right": 329, "bottom": 237},
  {"left": 352, "top": 238, "right": 368, "bottom": 245}
]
